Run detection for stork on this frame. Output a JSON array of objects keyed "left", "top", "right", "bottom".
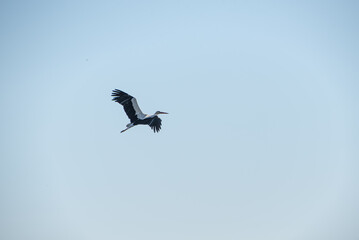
[{"left": 111, "top": 89, "right": 168, "bottom": 133}]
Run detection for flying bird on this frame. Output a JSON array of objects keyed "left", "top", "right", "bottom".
[{"left": 112, "top": 89, "right": 168, "bottom": 133}]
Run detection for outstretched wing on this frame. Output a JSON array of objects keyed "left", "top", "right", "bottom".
[
  {"left": 147, "top": 116, "right": 162, "bottom": 133},
  {"left": 112, "top": 89, "right": 146, "bottom": 122}
]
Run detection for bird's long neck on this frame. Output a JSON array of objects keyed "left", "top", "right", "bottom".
[{"left": 145, "top": 113, "right": 157, "bottom": 119}]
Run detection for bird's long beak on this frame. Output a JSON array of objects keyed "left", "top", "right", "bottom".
[{"left": 159, "top": 111, "right": 168, "bottom": 114}]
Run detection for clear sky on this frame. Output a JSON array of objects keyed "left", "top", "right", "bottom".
[{"left": 1, "top": 1, "right": 358, "bottom": 239}]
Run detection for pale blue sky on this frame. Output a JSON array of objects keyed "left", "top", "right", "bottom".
[{"left": 1, "top": 1, "right": 358, "bottom": 240}]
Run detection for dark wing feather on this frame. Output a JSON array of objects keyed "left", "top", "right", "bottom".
[
  {"left": 148, "top": 116, "right": 162, "bottom": 133},
  {"left": 112, "top": 89, "right": 142, "bottom": 122}
]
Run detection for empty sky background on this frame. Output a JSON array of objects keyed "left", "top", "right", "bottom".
[{"left": 1, "top": 1, "right": 358, "bottom": 240}]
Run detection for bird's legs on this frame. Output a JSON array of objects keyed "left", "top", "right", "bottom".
[
  {"left": 121, "top": 124, "right": 134, "bottom": 133},
  {"left": 121, "top": 127, "right": 130, "bottom": 133}
]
